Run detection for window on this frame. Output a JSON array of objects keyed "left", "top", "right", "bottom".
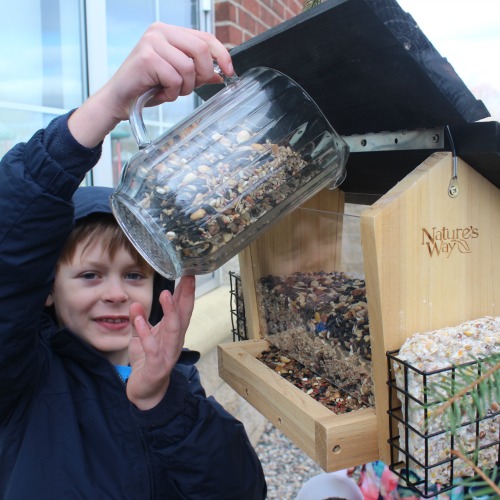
[
  {"left": 0, "top": 0, "right": 83, "bottom": 153},
  {"left": 0, "top": 0, "right": 220, "bottom": 297}
]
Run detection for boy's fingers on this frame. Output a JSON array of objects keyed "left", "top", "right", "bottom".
[
  {"left": 173, "top": 276, "right": 195, "bottom": 333},
  {"left": 133, "top": 314, "right": 149, "bottom": 338},
  {"left": 145, "top": 41, "right": 196, "bottom": 99},
  {"left": 160, "top": 25, "right": 233, "bottom": 74},
  {"left": 173, "top": 275, "right": 195, "bottom": 302},
  {"left": 187, "top": 28, "right": 234, "bottom": 78},
  {"left": 158, "top": 290, "right": 182, "bottom": 333},
  {"left": 130, "top": 302, "right": 150, "bottom": 338},
  {"left": 149, "top": 24, "right": 233, "bottom": 90}
]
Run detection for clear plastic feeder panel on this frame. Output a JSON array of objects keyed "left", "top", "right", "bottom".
[{"left": 254, "top": 206, "right": 374, "bottom": 406}]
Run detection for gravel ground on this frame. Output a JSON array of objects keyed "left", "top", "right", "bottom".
[{"left": 254, "top": 421, "right": 324, "bottom": 500}]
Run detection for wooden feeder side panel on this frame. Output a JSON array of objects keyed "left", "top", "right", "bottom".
[{"left": 360, "top": 152, "right": 500, "bottom": 463}]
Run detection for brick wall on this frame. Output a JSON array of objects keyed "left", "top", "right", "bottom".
[{"left": 214, "top": 0, "right": 304, "bottom": 49}]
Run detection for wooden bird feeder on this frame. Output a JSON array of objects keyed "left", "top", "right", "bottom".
[{"left": 198, "top": 0, "right": 500, "bottom": 489}]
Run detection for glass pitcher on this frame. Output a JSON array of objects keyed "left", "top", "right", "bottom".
[{"left": 110, "top": 66, "right": 349, "bottom": 279}]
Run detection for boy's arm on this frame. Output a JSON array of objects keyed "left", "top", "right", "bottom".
[
  {"left": 68, "top": 23, "right": 233, "bottom": 149},
  {"left": 0, "top": 114, "right": 102, "bottom": 410}
]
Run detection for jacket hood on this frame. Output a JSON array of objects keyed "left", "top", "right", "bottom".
[
  {"left": 72, "top": 186, "right": 175, "bottom": 326},
  {"left": 73, "top": 186, "right": 115, "bottom": 222}
]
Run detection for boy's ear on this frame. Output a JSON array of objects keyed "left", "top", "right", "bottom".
[{"left": 45, "top": 293, "right": 54, "bottom": 307}]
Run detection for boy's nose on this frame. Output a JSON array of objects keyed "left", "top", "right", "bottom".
[{"left": 102, "top": 280, "right": 128, "bottom": 303}]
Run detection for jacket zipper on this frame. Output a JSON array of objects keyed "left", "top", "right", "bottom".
[
  {"left": 56, "top": 332, "right": 156, "bottom": 499},
  {"left": 111, "top": 364, "right": 155, "bottom": 500},
  {"left": 136, "top": 424, "right": 156, "bottom": 500}
]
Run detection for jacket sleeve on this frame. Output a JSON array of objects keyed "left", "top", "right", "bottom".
[
  {"left": 130, "top": 365, "right": 267, "bottom": 500},
  {"left": 0, "top": 113, "right": 101, "bottom": 412}
]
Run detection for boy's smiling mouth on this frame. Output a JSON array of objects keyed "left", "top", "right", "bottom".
[{"left": 94, "top": 317, "right": 130, "bottom": 329}]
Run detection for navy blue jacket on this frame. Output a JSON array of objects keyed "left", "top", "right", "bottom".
[{"left": 0, "top": 113, "right": 266, "bottom": 499}]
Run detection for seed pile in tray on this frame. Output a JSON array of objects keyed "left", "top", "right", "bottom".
[
  {"left": 134, "top": 121, "right": 328, "bottom": 261},
  {"left": 257, "top": 271, "right": 374, "bottom": 405},
  {"left": 257, "top": 344, "right": 368, "bottom": 413}
]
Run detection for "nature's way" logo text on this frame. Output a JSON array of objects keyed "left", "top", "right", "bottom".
[{"left": 421, "top": 226, "right": 479, "bottom": 257}]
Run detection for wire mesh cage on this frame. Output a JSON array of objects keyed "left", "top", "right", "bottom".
[
  {"left": 229, "top": 271, "right": 248, "bottom": 342},
  {"left": 386, "top": 350, "right": 500, "bottom": 498}
]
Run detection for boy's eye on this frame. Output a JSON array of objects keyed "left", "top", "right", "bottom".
[
  {"left": 81, "top": 272, "right": 99, "bottom": 280},
  {"left": 126, "top": 272, "right": 145, "bottom": 280}
]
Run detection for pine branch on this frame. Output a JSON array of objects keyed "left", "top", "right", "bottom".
[
  {"left": 451, "top": 450, "right": 500, "bottom": 496},
  {"left": 303, "top": 0, "right": 323, "bottom": 11},
  {"left": 429, "top": 360, "right": 500, "bottom": 420}
]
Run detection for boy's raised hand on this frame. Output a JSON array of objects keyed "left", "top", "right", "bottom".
[
  {"left": 102, "top": 23, "right": 233, "bottom": 121},
  {"left": 68, "top": 23, "right": 233, "bottom": 148},
  {"left": 126, "top": 275, "right": 196, "bottom": 410}
]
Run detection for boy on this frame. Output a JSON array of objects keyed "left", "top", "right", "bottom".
[{"left": 0, "top": 23, "right": 266, "bottom": 499}]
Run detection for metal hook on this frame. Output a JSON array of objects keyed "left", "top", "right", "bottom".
[{"left": 446, "top": 126, "right": 459, "bottom": 198}]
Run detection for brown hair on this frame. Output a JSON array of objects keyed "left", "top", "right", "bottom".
[{"left": 57, "top": 214, "right": 152, "bottom": 275}]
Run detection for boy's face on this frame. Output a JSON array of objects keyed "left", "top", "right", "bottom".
[{"left": 46, "top": 239, "right": 154, "bottom": 365}]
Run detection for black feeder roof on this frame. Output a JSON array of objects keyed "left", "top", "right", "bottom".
[{"left": 198, "top": 0, "right": 500, "bottom": 203}]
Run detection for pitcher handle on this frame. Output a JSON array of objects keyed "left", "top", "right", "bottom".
[
  {"left": 129, "top": 87, "right": 158, "bottom": 150},
  {"left": 129, "top": 62, "right": 239, "bottom": 150}
]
